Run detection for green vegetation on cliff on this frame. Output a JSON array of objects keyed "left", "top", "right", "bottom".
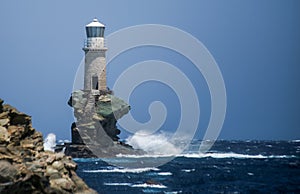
[
  {"left": 67, "top": 91, "right": 144, "bottom": 158},
  {"left": 68, "top": 90, "right": 130, "bottom": 142}
]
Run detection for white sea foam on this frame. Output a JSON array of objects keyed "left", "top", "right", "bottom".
[
  {"left": 157, "top": 172, "right": 172, "bottom": 176},
  {"left": 131, "top": 183, "right": 167, "bottom": 188},
  {"left": 83, "top": 167, "right": 159, "bottom": 173},
  {"left": 116, "top": 152, "right": 296, "bottom": 159},
  {"left": 116, "top": 153, "right": 175, "bottom": 158},
  {"left": 181, "top": 169, "right": 195, "bottom": 173},
  {"left": 103, "top": 182, "right": 167, "bottom": 189},
  {"left": 180, "top": 152, "right": 296, "bottom": 159},
  {"left": 43, "top": 133, "right": 56, "bottom": 152},
  {"left": 126, "top": 132, "right": 182, "bottom": 155},
  {"left": 181, "top": 152, "right": 267, "bottom": 159},
  {"left": 291, "top": 140, "right": 300, "bottom": 143},
  {"left": 164, "top": 192, "right": 183, "bottom": 194},
  {"left": 267, "top": 155, "right": 296, "bottom": 158},
  {"left": 104, "top": 182, "right": 131, "bottom": 186}
]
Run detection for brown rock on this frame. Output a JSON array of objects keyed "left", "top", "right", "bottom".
[
  {"left": 0, "top": 145, "right": 9, "bottom": 154},
  {"left": 0, "top": 118, "right": 9, "bottom": 126},
  {"left": 8, "top": 110, "right": 31, "bottom": 126},
  {"left": 52, "top": 161, "right": 64, "bottom": 171},
  {"left": 64, "top": 160, "right": 77, "bottom": 170},
  {"left": 14, "top": 163, "right": 30, "bottom": 175},
  {"left": 55, "top": 152, "right": 65, "bottom": 160},
  {"left": 0, "top": 160, "right": 18, "bottom": 183},
  {"left": 0, "top": 99, "right": 97, "bottom": 194},
  {"left": 20, "top": 139, "right": 35, "bottom": 149},
  {"left": 0, "top": 112, "right": 8, "bottom": 119},
  {"left": 26, "top": 162, "right": 43, "bottom": 171},
  {"left": 7, "top": 125, "right": 25, "bottom": 141},
  {"left": 46, "top": 155, "right": 56, "bottom": 164},
  {"left": 0, "top": 153, "right": 13, "bottom": 161},
  {"left": 50, "top": 178, "right": 76, "bottom": 191},
  {"left": 0, "top": 126, "right": 10, "bottom": 143},
  {"left": 45, "top": 166, "right": 59, "bottom": 177},
  {"left": 49, "top": 172, "right": 62, "bottom": 180},
  {"left": 1, "top": 174, "right": 60, "bottom": 194},
  {"left": 36, "top": 145, "right": 44, "bottom": 152},
  {"left": 32, "top": 131, "right": 43, "bottom": 139}
]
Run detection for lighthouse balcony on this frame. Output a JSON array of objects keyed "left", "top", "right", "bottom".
[{"left": 83, "top": 38, "right": 107, "bottom": 50}]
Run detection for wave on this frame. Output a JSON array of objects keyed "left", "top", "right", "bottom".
[
  {"left": 131, "top": 183, "right": 167, "bottom": 188},
  {"left": 181, "top": 169, "right": 195, "bottom": 173},
  {"left": 125, "top": 132, "right": 183, "bottom": 155},
  {"left": 116, "top": 153, "right": 175, "bottom": 158},
  {"left": 157, "top": 172, "right": 172, "bottom": 176},
  {"left": 115, "top": 152, "right": 297, "bottom": 159},
  {"left": 104, "top": 183, "right": 131, "bottom": 186},
  {"left": 181, "top": 153, "right": 267, "bottom": 159},
  {"left": 291, "top": 140, "right": 300, "bottom": 143},
  {"left": 180, "top": 152, "right": 297, "bottom": 159},
  {"left": 83, "top": 167, "right": 159, "bottom": 173},
  {"left": 43, "top": 133, "right": 56, "bottom": 152},
  {"left": 103, "top": 182, "right": 167, "bottom": 189}
]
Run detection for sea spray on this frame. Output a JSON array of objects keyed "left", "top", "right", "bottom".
[
  {"left": 125, "top": 132, "right": 182, "bottom": 155},
  {"left": 43, "top": 133, "right": 56, "bottom": 152}
]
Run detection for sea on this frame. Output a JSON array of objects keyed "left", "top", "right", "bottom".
[{"left": 74, "top": 140, "right": 300, "bottom": 193}]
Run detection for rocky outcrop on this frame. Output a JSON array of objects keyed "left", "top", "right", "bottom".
[
  {"left": 68, "top": 90, "right": 129, "bottom": 141},
  {"left": 67, "top": 90, "right": 144, "bottom": 158},
  {"left": 0, "top": 98, "right": 97, "bottom": 194}
]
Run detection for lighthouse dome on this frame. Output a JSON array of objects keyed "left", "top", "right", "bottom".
[
  {"left": 85, "top": 18, "right": 105, "bottom": 37},
  {"left": 86, "top": 18, "right": 105, "bottom": 27}
]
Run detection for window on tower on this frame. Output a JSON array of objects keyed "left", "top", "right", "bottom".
[{"left": 86, "top": 27, "right": 105, "bottom": 37}]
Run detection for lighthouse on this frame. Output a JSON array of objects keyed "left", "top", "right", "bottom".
[
  {"left": 83, "top": 18, "right": 107, "bottom": 94},
  {"left": 66, "top": 19, "right": 139, "bottom": 157}
]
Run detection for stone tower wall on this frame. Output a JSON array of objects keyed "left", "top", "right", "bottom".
[{"left": 84, "top": 50, "right": 107, "bottom": 91}]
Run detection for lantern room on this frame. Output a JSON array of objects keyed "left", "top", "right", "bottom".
[{"left": 85, "top": 18, "right": 105, "bottom": 38}]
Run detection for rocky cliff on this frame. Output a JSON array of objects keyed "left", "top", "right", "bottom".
[
  {"left": 0, "top": 98, "right": 97, "bottom": 194},
  {"left": 67, "top": 90, "right": 144, "bottom": 158}
]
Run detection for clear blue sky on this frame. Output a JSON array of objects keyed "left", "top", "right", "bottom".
[{"left": 0, "top": 1, "right": 299, "bottom": 140}]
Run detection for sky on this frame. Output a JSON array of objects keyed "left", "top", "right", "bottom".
[{"left": 0, "top": 0, "right": 299, "bottom": 141}]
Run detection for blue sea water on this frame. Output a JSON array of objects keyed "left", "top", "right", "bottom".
[{"left": 74, "top": 140, "right": 300, "bottom": 193}]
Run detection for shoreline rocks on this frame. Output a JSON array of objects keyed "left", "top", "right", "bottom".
[{"left": 0, "top": 98, "right": 97, "bottom": 194}]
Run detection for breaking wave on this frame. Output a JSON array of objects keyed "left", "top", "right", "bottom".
[
  {"left": 104, "top": 183, "right": 131, "bottom": 186},
  {"left": 131, "top": 183, "right": 167, "bottom": 188},
  {"left": 104, "top": 182, "right": 167, "bottom": 189},
  {"left": 291, "top": 140, "right": 300, "bottom": 143},
  {"left": 83, "top": 167, "right": 159, "bottom": 173},
  {"left": 125, "top": 132, "right": 182, "bottom": 155},
  {"left": 181, "top": 169, "right": 195, "bottom": 173},
  {"left": 43, "top": 133, "right": 56, "bottom": 152},
  {"left": 180, "top": 152, "right": 297, "bottom": 159},
  {"left": 157, "top": 172, "right": 172, "bottom": 176},
  {"left": 116, "top": 152, "right": 297, "bottom": 159}
]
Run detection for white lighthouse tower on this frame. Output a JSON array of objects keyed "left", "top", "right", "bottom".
[{"left": 83, "top": 18, "right": 107, "bottom": 94}]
